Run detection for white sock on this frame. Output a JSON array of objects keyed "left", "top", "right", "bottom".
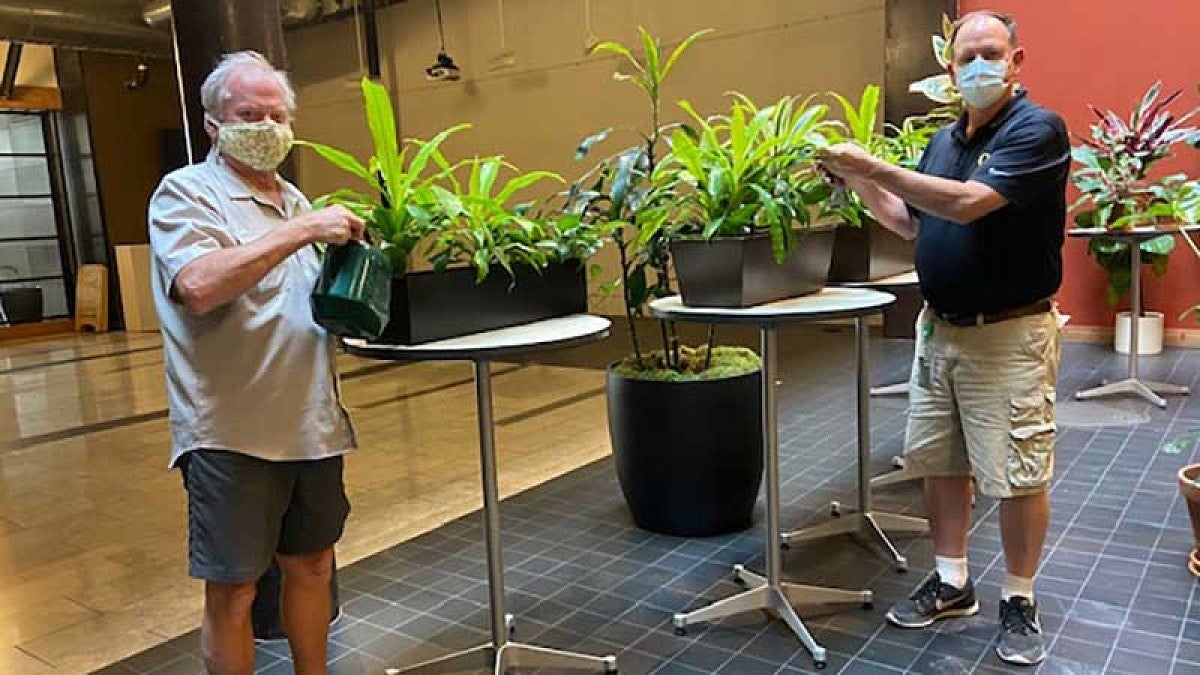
[
  {"left": 935, "top": 555, "right": 969, "bottom": 589},
  {"left": 1002, "top": 573, "right": 1035, "bottom": 602}
]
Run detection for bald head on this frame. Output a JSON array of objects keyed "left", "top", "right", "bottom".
[
  {"left": 948, "top": 9, "right": 1025, "bottom": 87},
  {"left": 952, "top": 11, "right": 1018, "bottom": 48}
]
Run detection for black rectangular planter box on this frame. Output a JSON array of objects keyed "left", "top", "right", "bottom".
[
  {"left": 373, "top": 260, "right": 589, "bottom": 345},
  {"left": 827, "top": 220, "right": 915, "bottom": 282},
  {"left": 670, "top": 229, "right": 836, "bottom": 308}
]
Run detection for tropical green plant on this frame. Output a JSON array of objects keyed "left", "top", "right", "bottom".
[
  {"left": 300, "top": 77, "right": 608, "bottom": 282},
  {"left": 569, "top": 27, "right": 715, "bottom": 372},
  {"left": 422, "top": 155, "right": 576, "bottom": 281},
  {"left": 815, "top": 84, "right": 945, "bottom": 226},
  {"left": 296, "top": 78, "right": 468, "bottom": 272},
  {"left": 908, "top": 14, "right": 962, "bottom": 121},
  {"left": 639, "top": 93, "right": 833, "bottom": 258},
  {"left": 1070, "top": 82, "right": 1200, "bottom": 304}
]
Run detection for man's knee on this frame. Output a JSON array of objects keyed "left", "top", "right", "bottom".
[
  {"left": 277, "top": 548, "right": 334, "bottom": 587},
  {"left": 205, "top": 580, "right": 257, "bottom": 619}
]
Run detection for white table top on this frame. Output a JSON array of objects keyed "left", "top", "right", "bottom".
[
  {"left": 649, "top": 287, "right": 895, "bottom": 326},
  {"left": 343, "top": 314, "right": 611, "bottom": 361},
  {"left": 834, "top": 270, "right": 919, "bottom": 288},
  {"left": 1068, "top": 224, "right": 1200, "bottom": 240}
]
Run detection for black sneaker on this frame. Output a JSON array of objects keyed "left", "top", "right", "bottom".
[
  {"left": 997, "top": 596, "right": 1047, "bottom": 666},
  {"left": 886, "top": 572, "right": 980, "bottom": 628}
]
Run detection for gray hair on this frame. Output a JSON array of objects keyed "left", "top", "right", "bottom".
[{"left": 200, "top": 51, "right": 297, "bottom": 118}]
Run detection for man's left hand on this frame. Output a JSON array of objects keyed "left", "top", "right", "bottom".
[{"left": 817, "top": 143, "right": 881, "bottom": 180}]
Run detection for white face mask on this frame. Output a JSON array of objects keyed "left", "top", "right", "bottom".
[
  {"left": 206, "top": 114, "right": 294, "bottom": 172},
  {"left": 955, "top": 56, "right": 1011, "bottom": 109}
]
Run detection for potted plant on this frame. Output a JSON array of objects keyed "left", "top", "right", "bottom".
[
  {"left": 1071, "top": 82, "right": 1200, "bottom": 354},
  {"left": 640, "top": 92, "right": 838, "bottom": 308},
  {"left": 0, "top": 265, "right": 43, "bottom": 325},
  {"left": 570, "top": 28, "right": 765, "bottom": 536},
  {"left": 823, "top": 84, "right": 933, "bottom": 282},
  {"left": 300, "top": 78, "right": 605, "bottom": 344},
  {"left": 1161, "top": 430, "right": 1200, "bottom": 576}
]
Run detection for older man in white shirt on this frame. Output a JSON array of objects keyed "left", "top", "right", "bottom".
[{"left": 149, "top": 51, "right": 364, "bottom": 675}]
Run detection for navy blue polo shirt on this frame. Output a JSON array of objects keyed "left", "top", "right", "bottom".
[{"left": 912, "top": 90, "right": 1071, "bottom": 316}]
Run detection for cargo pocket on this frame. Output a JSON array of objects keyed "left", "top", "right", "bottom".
[{"left": 1007, "top": 390, "right": 1056, "bottom": 489}]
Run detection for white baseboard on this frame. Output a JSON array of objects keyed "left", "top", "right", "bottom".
[{"left": 1063, "top": 325, "right": 1200, "bottom": 348}]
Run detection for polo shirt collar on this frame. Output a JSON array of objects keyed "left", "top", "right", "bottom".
[
  {"left": 951, "top": 88, "right": 1029, "bottom": 143},
  {"left": 206, "top": 150, "right": 303, "bottom": 215}
]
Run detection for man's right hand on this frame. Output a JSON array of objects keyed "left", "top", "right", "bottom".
[{"left": 297, "top": 206, "right": 366, "bottom": 245}]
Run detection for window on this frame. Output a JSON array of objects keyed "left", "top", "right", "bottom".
[{"left": 0, "top": 112, "right": 71, "bottom": 321}]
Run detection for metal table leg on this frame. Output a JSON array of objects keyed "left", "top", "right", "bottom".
[
  {"left": 870, "top": 381, "right": 909, "bottom": 397},
  {"left": 672, "top": 328, "right": 871, "bottom": 670},
  {"left": 1076, "top": 239, "right": 1188, "bottom": 408},
  {"left": 781, "top": 318, "right": 929, "bottom": 572},
  {"left": 393, "top": 361, "right": 617, "bottom": 675}
]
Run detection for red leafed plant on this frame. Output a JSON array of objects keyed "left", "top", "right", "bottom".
[{"left": 1071, "top": 82, "right": 1200, "bottom": 304}]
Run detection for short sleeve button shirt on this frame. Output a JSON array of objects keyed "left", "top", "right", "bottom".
[
  {"left": 913, "top": 90, "right": 1072, "bottom": 317},
  {"left": 148, "top": 151, "right": 356, "bottom": 467}
]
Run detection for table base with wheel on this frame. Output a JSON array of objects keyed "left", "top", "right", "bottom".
[
  {"left": 346, "top": 317, "right": 618, "bottom": 675},
  {"left": 651, "top": 290, "right": 898, "bottom": 669}
]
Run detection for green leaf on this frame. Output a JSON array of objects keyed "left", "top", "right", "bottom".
[
  {"left": 660, "top": 28, "right": 713, "bottom": 81},
  {"left": 294, "top": 140, "right": 377, "bottom": 188},
  {"left": 909, "top": 73, "right": 958, "bottom": 105},
  {"left": 496, "top": 170, "right": 564, "bottom": 204},
  {"left": 1163, "top": 431, "right": 1200, "bottom": 455}
]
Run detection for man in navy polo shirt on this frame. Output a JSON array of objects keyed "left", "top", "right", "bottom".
[{"left": 819, "top": 9, "right": 1070, "bottom": 666}]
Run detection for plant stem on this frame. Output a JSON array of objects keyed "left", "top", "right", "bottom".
[
  {"left": 658, "top": 319, "right": 673, "bottom": 369},
  {"left": 703, "top": 324, "right": 716, "bottom": 371},
  {"left": 616, "top": 237, "right": 642, "bottom": 363}
]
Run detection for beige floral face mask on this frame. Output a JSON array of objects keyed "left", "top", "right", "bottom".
[{"left": 206, "top": 114, "right": 294, "bottom": 172}]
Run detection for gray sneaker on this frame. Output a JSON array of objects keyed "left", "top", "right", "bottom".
[
  {"left": 886, "top": 572, "right": 980, "bottom": 629},
  {"left": 997, "top": 596, "right": 1047, "bottom": 666}
]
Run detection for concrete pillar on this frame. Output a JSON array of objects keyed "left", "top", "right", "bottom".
[{"left": 169, "top": 0, "right": 286, "bottom": 162}]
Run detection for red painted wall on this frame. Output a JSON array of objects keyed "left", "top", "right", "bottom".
[{"left": 958, "top": 0, "right": 1200, "bottom": 329}]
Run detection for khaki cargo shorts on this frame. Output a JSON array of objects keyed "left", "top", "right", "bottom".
[{"left": 903, "top": 304, "right": 1062, "bottom": 499}]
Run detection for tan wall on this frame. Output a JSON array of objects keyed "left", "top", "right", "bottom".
[
  {"left": 0, "top": 42, "right": 57, "bottom": 87},
  {"left": 286, "top": 0, "right": 886, "bottom": 309}
]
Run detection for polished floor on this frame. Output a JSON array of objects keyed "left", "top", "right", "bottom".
[
  {"left": 3, "top": 327, "right": 1200, "bottom": 674},
  {"left": 0, "top": 331, "right": 612, "bottom": 673}
]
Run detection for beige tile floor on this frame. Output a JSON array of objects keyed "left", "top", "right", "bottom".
[{"left": 0, "top": 332, "right": 612, "bottom": 673}]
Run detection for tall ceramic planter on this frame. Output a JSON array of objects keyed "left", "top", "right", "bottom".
[
  {"left": 607, "top": 366, "right": 764, "bottom": 536},
  {"left": 1178, "top": 464, "right": 1200, "bottom": 577}
]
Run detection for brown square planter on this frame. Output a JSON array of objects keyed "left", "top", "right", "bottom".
[{"left": 669, "top": 229, "right": 836, "bottom": 308}]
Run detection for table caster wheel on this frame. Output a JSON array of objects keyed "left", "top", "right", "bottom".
[
  {"left": 814, "top": 660, "right": 827, "bottom": 670},
  {"left": 862, "top": 601, "right": 873, "bottom": 610},
  {"left": 830, "top": 501, "right": 842, "bottom": 517},
  {"left": 674, "top": 627, "right": 687, "bottom": 637},
  {"left": 780, "top": 542, "right": 791, "bottom": 552}
]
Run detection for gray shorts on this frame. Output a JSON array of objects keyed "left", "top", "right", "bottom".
[{"left": 179, "top": 449, "right": 351, "bottom": 584}]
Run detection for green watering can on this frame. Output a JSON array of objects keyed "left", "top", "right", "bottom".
[{"left": 310, "top": 239, "right": 393, "bottom": 340}]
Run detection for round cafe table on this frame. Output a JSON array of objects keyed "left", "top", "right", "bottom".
[
  {"left": 345, "top": 315, "right": 618, "bottom": 675},
  {"left": 1068, "top": 226, "right": 1195, "bottom": 408},
  {"left": 651, "top": 288, "right": 927, "bottom": 669}
]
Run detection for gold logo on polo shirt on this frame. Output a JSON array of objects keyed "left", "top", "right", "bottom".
[{"left": 978, "top": 152, "right": 991, "bottom": 167}]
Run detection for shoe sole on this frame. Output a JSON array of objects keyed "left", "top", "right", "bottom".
[
  {"left": 886, "top": 601, "right": 980, "bottom": 629},
  {"left": 996, "top": 645, "right": 1046, "bottom": 666}
]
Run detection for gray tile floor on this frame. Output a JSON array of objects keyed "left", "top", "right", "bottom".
[{"left": 104, "top": 326, "right": 1200, "bottom": 674}]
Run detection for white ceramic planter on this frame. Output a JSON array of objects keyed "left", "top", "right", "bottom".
[{"left": 1115, "top": 310, "right": 1164, "bottom": 355}]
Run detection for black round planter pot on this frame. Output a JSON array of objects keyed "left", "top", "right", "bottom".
[{"left": 607, "top": 365, "right": 764, "bottom": 537}]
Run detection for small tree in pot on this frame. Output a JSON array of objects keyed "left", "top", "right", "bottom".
[{"left": 569, "top": 28, "right": 768, "bottom": 536}]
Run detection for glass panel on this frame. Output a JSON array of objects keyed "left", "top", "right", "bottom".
[
  {"left": 0, "top": 114, "right": 46, "bottom": 154},
  {"left": 0, "top": 198, "right": 55, "bottom": 238},
  {"left": 0, "top": 156, "right": 50, "bottom": 195},
  {"left": 0, "top": 277, "right": 66, "bottom": 321},
  {"left": 0, "top": 239, "right": 63, "bottom": 279}
]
